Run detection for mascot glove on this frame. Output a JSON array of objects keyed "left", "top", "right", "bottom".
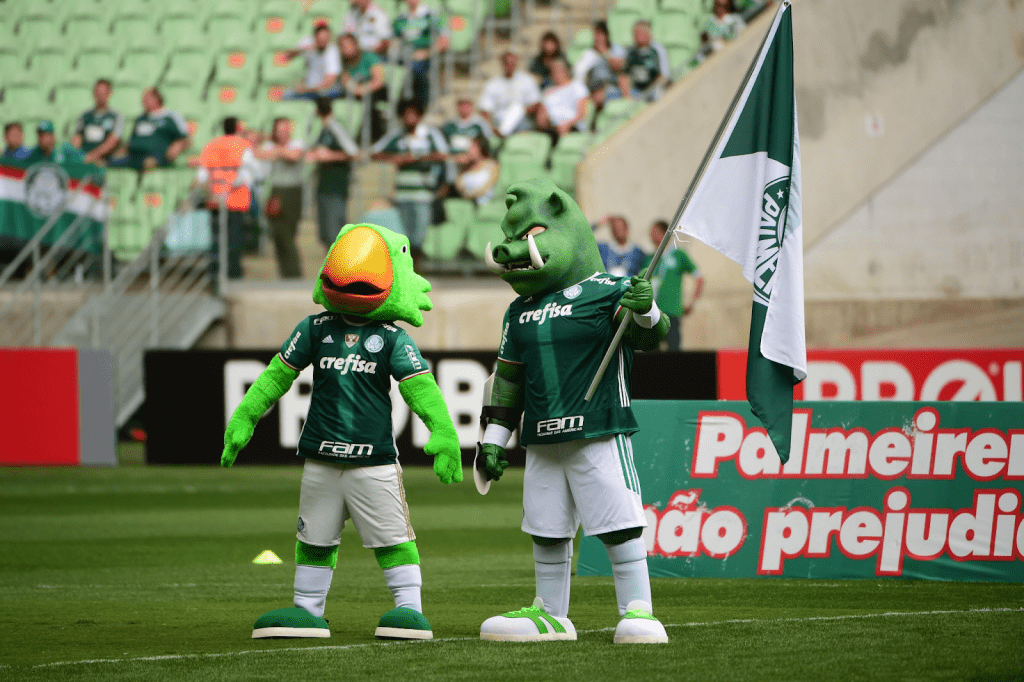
[
  {"left": 221, "top": 418, "right": 255, "bottom": 468},
  {"left": 426, "top": 430, "right": 463, "bottom": 484},
  {"left": 482, "top": 443, "right": 509, "bottom": 481},
  {"left": 619, "top": 276, "right": 654, "bottom": 315}
]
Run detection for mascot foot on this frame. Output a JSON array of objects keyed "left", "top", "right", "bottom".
[
  {"left": 252, "top": 607, "right": 331, "bottom": 639},
  {"left": 613, "top": 600, "right": 668, "bottom": 644},
  {"left": 375, "top": 607, "right": 433, "bottom": 640},
  {"left": 480, "top": 597, "right": 577, "bottom": 642}
]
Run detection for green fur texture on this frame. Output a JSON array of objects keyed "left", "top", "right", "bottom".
[
  {"left": 490, "top": 179, "right": 605, "bottom": 298},
  {"left": 296, "top": 541, "right": 339, "bottom": 569},
  {"left": 374, "top": 541, "right": 420, "bottom": 569},
  {"left": 312, "top": 223, "right": 433, "bottom": 327},
  {"left": 398, "top": 374, "right": 463, "bottom": 484},
  {"left": 221, "top": 356, "right": 299, "bottom": 467}
]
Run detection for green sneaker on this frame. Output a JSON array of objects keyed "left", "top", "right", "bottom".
[
  {"left": 613, "top": 600, "right": 668, "bottom": 644},
  {"left": 480, "top": 597, "right": 577, "bottom": 642},
  {"left": 375, "top": 607, "right": 433, "bottom": 640},
  {"left": 252, "top": 607, "right": 330, "bottom": 639}
]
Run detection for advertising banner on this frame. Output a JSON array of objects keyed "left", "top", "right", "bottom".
[
  {"left": 144, "top": 350, "right": 717, "bottom": 465},
  {"left": 578, "top": 400, "right": 1024, "bottom": 581},
  {"left": 718, "top": 349, "right": 1024, "bottom": 402}
]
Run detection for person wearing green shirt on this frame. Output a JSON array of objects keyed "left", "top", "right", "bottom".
[
  {"left": 110, "top": 87, "right": 189, "bottom": 170},
  {"left": 25, "top": 120, "right": 83, "bottom": 164},
  {"left": 642, "top": 219, "right": 704, "bottom": 350},
  {"left": 338, "top": 33, "right": 387, "bottom": 142},
  {"left": 307, "top": 98, "right": 361, "bottom": 249},
  {"left": 71, "top": 79, "right": 124, "bottom": 165},
  {"left": 392, "top": 0, "right": 449, "bottom": 109}
]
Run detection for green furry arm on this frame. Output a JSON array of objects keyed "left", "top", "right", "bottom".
[
  {"left": 399, "top": 373, "right": 463, "bottom": 484},
  {"left": 221, "top": 355, "right": 299, "bottom": 467},
  {"left": 616, "top": 276, "right": 669, "bottom": 352}
]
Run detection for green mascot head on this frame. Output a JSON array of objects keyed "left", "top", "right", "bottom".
[
  {"left": 485, "top": 178, "right": 605, "bottom": 298},
  {"left": 313, "top": 223, "right": 433, "bottom": 327}
]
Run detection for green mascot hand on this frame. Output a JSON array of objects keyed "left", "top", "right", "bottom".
[
  {"left": 482, "top": 443, "right": 509, "bottom": 481},
  {"left": 220, "top": 356, "right": 299, "bottom": 468},
  {"left": 618, "top": 276, "right": 654, "bottom": 315},
  {"left": 399, "top": 373, "right": 463, "bottom": 485}
]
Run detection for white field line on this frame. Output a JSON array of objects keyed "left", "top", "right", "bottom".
[{"left": 14, "top": 606, "right": 1024, "bottom": 671}]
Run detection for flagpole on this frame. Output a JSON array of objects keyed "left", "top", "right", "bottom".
[{"left": 584, "top": 0, "right": 789, "bottom": 402}]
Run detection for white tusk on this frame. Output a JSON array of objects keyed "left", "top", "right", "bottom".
[
  {"left": 527, "top": 233, "right": 544, "bottom": 270},
  {"left": 484, "top": 242, "right": 508, "bottom": 274}
]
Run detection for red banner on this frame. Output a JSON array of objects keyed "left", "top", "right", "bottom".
[
  {"left": 718, "top": 349, "right": 1024, "bottom": 401},
  {"left": 0, "top": 348, "right": 80, "bottom": 465}
]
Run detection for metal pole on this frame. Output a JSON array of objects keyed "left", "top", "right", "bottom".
[
  {"left": 218, "top": 197, "right": 228, "bottom": 294},
  {"left": 149, "top": 235, "right": 159, "bottom": 345},
  {"left": 584, "top": 2, "right": 784, "bottom": 401}
]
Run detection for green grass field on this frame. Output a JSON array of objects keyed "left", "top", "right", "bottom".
[{"left": 2, "top": 459, "right": 1023, "bottom": 682}]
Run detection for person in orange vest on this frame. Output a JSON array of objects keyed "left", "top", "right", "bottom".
[{"left": 195, "top": 117, "right": 252, "bottom": 279}]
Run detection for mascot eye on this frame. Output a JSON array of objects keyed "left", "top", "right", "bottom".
[
  {"left": 521, "top": 225, "right": 546, "bottom": 240},
  {"left": 401, "top": 245, "right": 409, "bottom": 254}
]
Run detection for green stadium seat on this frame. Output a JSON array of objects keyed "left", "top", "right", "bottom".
[
  {"left": 548, "top": 131, "right": 590, "bottom": 193},
  {"left": 442, "top": 198, "right": 475, "bottom": 229},
  {"left": 607, "top": 9, "right": 641, "bottom": 46},
  {"left": 267, "top": 100, "right": 316, "bottom": 135},
  {"left": 594, "top": 98, "right": 645, "bottom": 133},
  {"left": 206, "top": 16, "right": 249, "bottom": 44},
  {"left": 659, "top": 0, "right": 702, "bottom": 12},
  {"left": 260, "top": 50, "right": 304, "bottom": 89},
  {"left": 18, "top": 17, "right": 68, "bottom": 54},
  {"left": 573, "top": 27, "right": 594, "bottom": 47},
  {"left": 25, "top": 52, "right": 75, "bottom": 91},
  {"left": 73, "top": 50, "right": 119, "bottom": 81},
  {"left": 499, "top": 131, "right": 552, "bottom": 165},
  {"left": 3, "top": 83, "right": 52, "bottom": 119},
  {"left": 64, "top": 17, "right": 106, "bottom": 50},
  {"left": 160, "top": 16, "right": 207, "bottom": 52},
  {"left": 121, "top": 49, "right": 169, "bottom": 86},
  {"left": 0, "top": 52, "right": 28, "bottom": 78},
  {"left": 162, "top": 0, "right": 208, "bottom": 23},
  {"left": 76, "top": 29, "right": 116, "bottom": 54},
  {"left": 422, "top": 221, "right": 469, "bottom": 261},
  {"left": 112, "top": 17, "right": 159, "bottom": 53},
  {"left": 138, "top": 169, "right": 177, "bottom": 233},
  {"left": 465, "top": 200, "right": 508, "bottom": 260},
  {"left": 62, "top": 3, "right": 106, "bottom": 26},
  {"left": 332, "top": 98, "right": 365, "bottom": 141},
  {"left": 163, "top": 50, "right": 213, "bottom": 89},
  {"left": 256, "top": 0, "right": 304, "bottom": 40},
  {"left": 108, "top": 87, "right": 142, "bottom": 119},
  {"left": 54, "top": 84, "right": 94, "bottom": 118},
  {"left": 667, "top": 46, "right": 696, "bottom": 75},
  {"left": 653, "top": 10, "right": 700, "bottom": 49},
  {"left": 615, "top": 0, "right": 657, "bottom": 20}
]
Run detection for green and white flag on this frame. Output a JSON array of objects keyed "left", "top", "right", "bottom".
[{"left": 676, "top": 0, "right": 805, "bottom": 462}]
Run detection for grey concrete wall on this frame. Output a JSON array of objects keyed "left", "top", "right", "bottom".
[{"left": 77, "top": 349, "right": 116, "bottom": 466}]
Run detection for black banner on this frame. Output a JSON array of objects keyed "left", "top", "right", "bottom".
[{"left": 144, "top": 350, "right": 717, "bottom": 465}]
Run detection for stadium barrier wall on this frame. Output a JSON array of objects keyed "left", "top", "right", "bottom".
[
  {"left": 143, "top": 350, "right": 718, "bottom": 465},
  {"left": 0, "top": 348, "right": 115, "bottom": 466},
  {"left": 578, "top": 400, "right": 1024, "bottom": 581}
]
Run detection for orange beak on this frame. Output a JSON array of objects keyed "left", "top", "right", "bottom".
[{"left": 320, "top": 226, "right": 393, "bottom": 313}]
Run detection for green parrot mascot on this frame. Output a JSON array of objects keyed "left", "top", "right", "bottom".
[
  {"left": 477, "top": 179, "right": 671, "bottom": 644},
  {"left": 222, "top": 223, "right": 462, "bottom": 641}
]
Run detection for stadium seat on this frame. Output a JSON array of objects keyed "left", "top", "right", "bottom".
[
  {"left": 0, "top": 52, "right": 27, "bottom": 79},
  {"left": 465, "top": 200, "right": 509, "bottom": 260},
  {"left": 207, "top": 16, "right": 250, "bottom": 45},
  {"left": 138, "top": 169, "right": 177, "bottom": 233},
  {"left": 64, "top": 16, "right": 107, "bottom": 51},
  {"left": 607, "top": 9, "right": 641, "bottom": 46},
  {"left": 121, "top": 49, "right": 169, "bottom": 86},
  {"left": 659, "top": 0, "right": 703, "bottom": 13},
  {"left": 499, "top": 132, "right": 553, "bottom": 165},
  {"left": 3, "top": 83, "right": 52, "bottom": 120},
  {"left": 162, "top": 51, "right": 213, "bottom": 90},
  {"left": 615, "top": 0, "right": 657, "bottom": 20},
  {"left": 160, "top": 16, "right": 207, "bottom": 52},
  {"left": 112, "top": 17, "right": 159, "bottom": 53},
  {"left": 17, "top": 16, "right": 68, "bottom": 54},
  {"left": 25, "top": 52, "right": 75, "bottom": 91},
  {"left": 549, "top": 132, "right": 591, "bottom": 194},
  {"left": 256, "top": 0, "right": 304, "bottom": 38},
  {"left": 423, "top": 221, "right": 469, "bottom": 261},
  {"left": 54, "top": 83, "right": 95, "bottom": 119},
  {"left": 260, "top": 50, "right": 305, "bottom": 89},
  {"left": 653, "top": 10, "right": 700, "bottom": 49},
  {"left": 161, "top": 0, "right": 208, "bottom": 23},
  {"left": 73, "top": 50, "right": 119, "bottom": 82},
  {"left": 442, "top": 198, "right": 475, "bottom": 229},
  {"left": 573, "top": 27, "right": 594, "bottom": 48}
]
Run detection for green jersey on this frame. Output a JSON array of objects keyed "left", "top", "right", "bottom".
[
  {"left": 344, "top": 51, "right": 381, "bottom": 84},
  {"left": 127, "top": 109, "right": 188, "bottom": 161},
  {"left": 75, "top": 107, "right": 125, "bottom": 154},
  {"left": 641, "top": 248, "right": 697, "bottom": 317},
  {"left": 278, "top": 312, "right": 431, "bottom": 466},
  {"left": 498, "top": 273, "right": 638, "bottom": 445},
  {"left": 371, "top": 123, "right": 449, "bottom": 202},
  {"left": 314, "top": 117, "right": 359, "bottom": 194},
  {"left": 440, "top": 115, "right": 489, "bottom": 154}
]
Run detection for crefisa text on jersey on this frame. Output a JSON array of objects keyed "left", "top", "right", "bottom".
[
  {"left": 519, "top": 302, "right": 573, "bottom": 325},
  {"left": 319, "top": 354, "right": 378, "bottom": 375}
]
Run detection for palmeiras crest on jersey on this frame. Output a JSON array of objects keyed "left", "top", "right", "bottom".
[
  {"left": 563, "top": 284, "right": 582, "bottom": 300},
  {"left": 364, "top": 334, "right": 384, "bottom": 353},
  {"left": 25, "top": 163, "right": 70, "bottom": 218},
  {"left": 753, "top": 175, "right": 791, "bottom": 307}
]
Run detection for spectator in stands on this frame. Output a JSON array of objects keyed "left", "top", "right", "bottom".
[
  {"left": 643, "top": 219, "right": 704, "bottom": 350},
  {"left": 574, "top": 21, "right": 626, "bottom": 101},
  {"left": 342, "top": 0, "right": 393, "bottom": 56},
  {"left": 453, "top": 135, "right": 499, "bottom": 206},
  {"left": 371, "top": 99, "right": 449, "bottom": 258},
  {"left": 595, "top": 214, "right": 645, "bottom": 277},
  {"left": 359, "top": 197, "right": 405, "bottom": 235},
  {"left": 3, "top": 122, "right": 30, "bottom": 160},
  {"left": 392, "top": 0, "right": 449, "bottom": 110},
  {"left": 338, "top": 33, "right": 387, "bottom": 142},
  {"left": 308, "top": 99, "right": 360, "bottom": 249},
  {"left": 254, "top": 117, "right": 306, "bottom": 279},
  {"left": 442, "top": 98, "right": 490, "bottom": 157},
  {"left": 529, "top": 31, "right": 568, "bottom": 89},
  {"left": 477, "top": 51, "right": 542, "bottom": 138},
  {"left": 26, "top": 120, "right": 83, "bottom": 163},
  {"left": 196, "top": 117, "right": 252, "bottom": 280},
  {"left": 618, "top": 20, "right": 671, "bottom": 102},
  {"left": 702, "top": 0, "right": 747, "bottom": 53},
  {"left": 535, "top": 59, "right": 589, "bottom": 145},
  {"left": 71, "top": 79, "right": 124, "bottom": 165},
  {"left": 283, "top": 22, "right": 342, "bottom": 99},
  {"left": 110, "top": 87, "right": 189, "bottom": 170}
]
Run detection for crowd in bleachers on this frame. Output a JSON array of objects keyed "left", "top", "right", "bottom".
[{"left": 0, "top": 0, "right": 768, "bottom": 276}]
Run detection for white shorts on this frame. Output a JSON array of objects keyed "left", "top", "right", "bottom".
[
  {"left": 522, "top": 434, "right": 647, "bottom": 539},
  {"left": 297, "top": 458, "right": 415, "bottom": 549}
]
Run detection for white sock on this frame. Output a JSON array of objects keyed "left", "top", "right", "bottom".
[
  {"left": 294, "top": 564, "right": 334, "bottom": 618},
  {"left": 606, "top": 538, "right": 652, "bottom": 616},
  {"left": 383, "top": 564, "right": 423, "bottom": 613},
  {"left": 534, "top": 541, "right": 572, "bottom": 618}
]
